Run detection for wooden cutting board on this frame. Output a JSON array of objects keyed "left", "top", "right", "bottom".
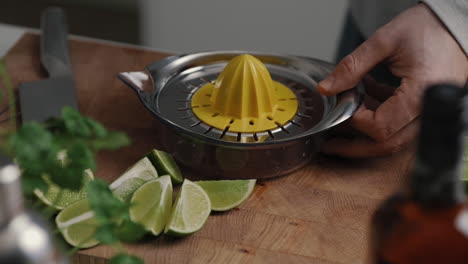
[{"left": 2, "top": 33, "right": 415, "bottom": 264}]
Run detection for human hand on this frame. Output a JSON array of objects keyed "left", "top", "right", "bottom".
[{"left": 318, "top": 3, "right": 468, "bottom": 157}]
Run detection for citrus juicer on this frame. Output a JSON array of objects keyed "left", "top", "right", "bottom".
[{"left": 118, "top": 51, "right": 363, "bottom": 179}]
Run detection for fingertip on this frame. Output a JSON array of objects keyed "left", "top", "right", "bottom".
[{"left": 317, "top": 76, "right": 336, "bottom": 96}]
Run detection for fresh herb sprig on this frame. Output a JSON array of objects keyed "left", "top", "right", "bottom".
[
  {"left": 8, "top": 106, "right": 130, "bottom": 193},
  {"left": 0, "top": 58, "right": 144, "bottom": 263},
  {"left": 87, "top": 179, "right": 146, "bottom": 263}
]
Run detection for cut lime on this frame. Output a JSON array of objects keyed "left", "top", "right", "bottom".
[
  {"left": 195, "top": 179, "right": 256, "bottom": 211},
  {"left": 130, "top": 176, "right": 173, "bottom": 235},
  {"left": 164, "top": 179, "right": 211, "bottom": 236},
  {"left": 34, "top": 169, "right": 94, "bottom": 210},
  {"left": 110, "top": 157, "right": 158, "bottom": 201},
  {"left": 55, "top": 199, "right": 99, "bottom": 248},
  {"left": 147, "top": 149, "right": 183, "bottom": 184}
]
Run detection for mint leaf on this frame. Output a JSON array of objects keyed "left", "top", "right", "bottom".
[
  {"left": 11, "top": 122, "right": 52, "bottom": 176},
  {"left": 87, "top": 179, "right": 129, "bottom": 221},
  {"left": 84, "top": 117, "right": 108, "bottom": 137},
  {"left": 115, "top": 219, "right": 146, "bottom": 243},
  {"left": 95, "top": 224, "right": 119, "bottom": 244},
  {"left": 48, "top": 142, "right": 94, "bottom": 190},
  {"left": 22, "top": 176, "right": 48, "bottom": 194},
  {"left": 62, "top": 106, "right": 92, "bottom": 137},
  {"left": 110, "top": 254, "right": 143, "bottom": 264},
  {"left": 92, "top": 132, "right": 130, "bottom": 150}
]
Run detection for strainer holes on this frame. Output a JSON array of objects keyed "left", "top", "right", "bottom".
[
  {"left": 296, "top": 113, "right": 312, "bottom": 119},
  {"left": 266, "top": 116, "right": 274, "bottom": 121},
  {"left": 177, "top": 107, "right": 192, "bottom": 111},
  {"left": 267, "top": 130, "right": 275, "bottom": 138},
  {"left": 203, "top": 127, "right": 213, "bottom": 134},
  {"left": 205, "top": 94, "right": 212, "bottom": 97},
  {"left": 220, "top": 126, "right": 230, "bottom": 139},
  {"left": 249, "top": 120, "right": 254, "bottom": 125},
  {"left": 275, "top": 122, "right": 290, "bottom": 134},
  {"left": 212, "top": 113, "right": 220, "bottom": 117},
  {"left": 229, "top": 119, "right": 235, "bottom": 124},
  {"left": 253, "top": 133, "right": 259, "bottom": 141},
  {"left": 289, "top": 98, "right": 297, "bottom": 100},
  {"left": 202, "top": 104, "right": 211, "bottom": 107},
  {"left": 237, "top": 132, "right": 242, "bottom": 142},
  {"left": 181, "top": 115, "right": 193, "bottom": 120},
  {"left": 201, "top": 77, "right": 212, "bottom": 84},
  {"left": 291, "top": 120, "right": 303, "bottom": 127},
  {"left": 190, "top": 121, "right": 201, "bottom": 127},
  {"left": 277, "top": 108, "right": 285, "bottom": 112},
  {"left": 279, "top": 98, "right": 287, "bottom": 101}
]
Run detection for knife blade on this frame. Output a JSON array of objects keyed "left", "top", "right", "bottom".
[{"left": 18, "top": 7, "right": 78, "bottom": 122}]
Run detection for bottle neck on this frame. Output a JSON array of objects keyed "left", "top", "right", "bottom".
[
  {"left": 409, "top": 85, "right": 465, "bottom": 208},
  {"left": 0, "top": 164, "right": 23, "bottom": 228},
  {"left": 411, "top": 156, "right": 465, "bottom": 208}
]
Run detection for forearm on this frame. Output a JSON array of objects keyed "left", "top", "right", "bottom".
[{"left": 421, "top": 0, "right": 468, "bottom": 55}]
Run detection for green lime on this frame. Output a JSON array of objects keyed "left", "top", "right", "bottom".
[
  {"left": 164, "top": 179, "right": 211, "bottom": 236},
  {"left": 34, "top": 169, "right": 94, "bottom": 210},
  {"left": 146, "top": 149, "right": 183, "bottom": 184},
  {"left": 55, "top": 199, "right": 99, "bottom": 248},
  {"left": 195, "top": 179, "right": 256, "bottom": 211},
  {"left": 130, "top": 176, "right": 173, "bottom": 235},
  {"left": 110, "top": 157, "right": 158, "bottom": 201}
]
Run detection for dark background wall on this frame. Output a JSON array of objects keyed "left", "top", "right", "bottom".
[{"left": 0, "top": 0, "right": 139, "bottom": 44}]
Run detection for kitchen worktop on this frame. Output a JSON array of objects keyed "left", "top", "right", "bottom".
[{"left": 1, "top": 32, "right": 415, "bottom": 264}]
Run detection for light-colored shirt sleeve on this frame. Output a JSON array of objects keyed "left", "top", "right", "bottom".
[
  {"left": 422, "top": 0, "right": 468, "bottom": 55},
  {"left": 350, "top": 0, "right": 468, "bottom": 55}
]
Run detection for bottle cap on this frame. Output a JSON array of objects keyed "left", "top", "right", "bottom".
[
  {"left": 412, "top": 84, "right": 465, "bottom": 207},
  {"left": 418, "top": 84, "right": 464, "bottom": 170}
]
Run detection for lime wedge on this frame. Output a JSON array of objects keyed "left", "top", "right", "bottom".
[
  {"left": 130, "top": 176, "right": 173, "bottom": 235},
  {"left": 147, "top": 149, "right": 183, "bottom": 184},
  {"left": 195, "top": 179, "right": 256, "bottom": 211},
  {"left": 110, "top": 157, "right": 158, "bottom": 201},
  {"left": 34, "top": 169, "right": 94, "bottom": 210},
  {"left": 164, "top": 179, "right": 211, "bottom": 236},
  {"left": 55, "top": 199, "right": 99, "bottom": 248}
]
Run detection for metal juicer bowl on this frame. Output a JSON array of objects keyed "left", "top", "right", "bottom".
[{"left": 118, "top": 51, "right": 364, "bottom": 179}]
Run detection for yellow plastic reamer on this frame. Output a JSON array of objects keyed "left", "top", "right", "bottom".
[{"left": 191, "top": 54, "right": 298, "bottom": 133}]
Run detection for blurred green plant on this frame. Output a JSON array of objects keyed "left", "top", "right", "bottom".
[{"left": 0, "top": 58, "right": 144, "bottom": 263}]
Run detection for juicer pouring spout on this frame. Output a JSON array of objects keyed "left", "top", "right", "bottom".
[{"left": 117, "top": 71, "right": 153, "bottom": 106}]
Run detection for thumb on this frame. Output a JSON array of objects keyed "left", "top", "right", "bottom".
[{"left": 318, "top": 32, "right": 394, "bottom": 96}]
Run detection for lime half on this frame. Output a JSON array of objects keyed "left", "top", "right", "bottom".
[
  {"left": 164, "top": 179, "right": 211, "bottom": 236},
  {"left": 55, "top": 199, "right": 99, "bottom": 248},
  {"left": 110, "top": 157, "right": 158, "bottom": 201},
  {"left": 195, "top": 179, "right": 256, "bottom": 211},
  {"left": 34, "top": 169, "right": 94, "bottom": 210},
  {"left": 130, "top": 176, "right": 173, "bottom": 235},
  {"left": 147, "top": 149, "right": 183, "bottom": 184}
]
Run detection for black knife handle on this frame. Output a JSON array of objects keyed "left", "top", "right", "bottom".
[{"left": 40, "top": 7, "right": 72, "bottom": 77}]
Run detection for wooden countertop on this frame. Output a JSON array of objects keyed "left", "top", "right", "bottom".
[{"left": 2, "top": 33, "right": 415, "bottom": 264}]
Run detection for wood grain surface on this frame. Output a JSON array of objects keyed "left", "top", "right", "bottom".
[{"left": 2, "top": 33, "right": 416, "bottom": 264}]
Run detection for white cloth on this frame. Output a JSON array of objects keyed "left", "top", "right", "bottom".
[{"left": 350, "top": 0, "right": 468, "bottom": 54}]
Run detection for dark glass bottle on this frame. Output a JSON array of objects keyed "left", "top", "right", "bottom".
[{"left": 370, "top": 84, "right": 468, "bottom": 264}]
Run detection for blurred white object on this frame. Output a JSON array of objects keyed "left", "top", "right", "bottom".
[
  {"left": 139, "top": 0, "right": 348, "bottom": 61},
  {"left": 0, "top": 159, "right": 68, "bottom": 264}
]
